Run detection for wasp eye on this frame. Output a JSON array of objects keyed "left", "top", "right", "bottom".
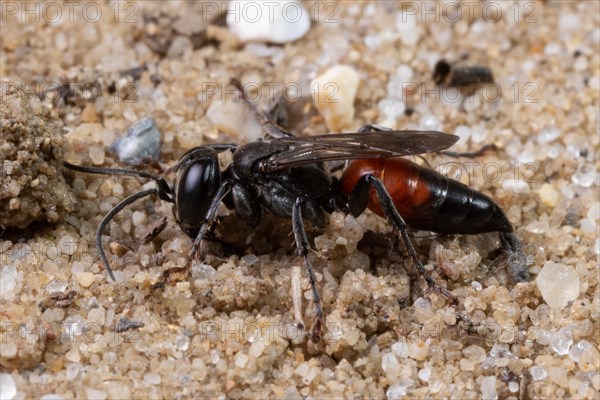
[{"left": 176, "top": 154, "right": 221, "bottom": 228}]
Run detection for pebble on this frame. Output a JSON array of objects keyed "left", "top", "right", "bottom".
[
  {"left": 381, "top": 353, "right": 401, "bottom": 382},
  {"left": 58, "top": 234, "right": 78, "bottom": 256},
  {"left": 539, "top": 183, "right": 560, "bottom": 207},
  {"left": 536, "top": 261, "right": 580, "bottom": 309},
  {"left": 132, "top": 211, "right": 146, "bottom": 226},
  {"left": 549, "top": 327, "right": 573, "bottom": 356},
  {"left": 0, "top": 264, "right": 18, "bottom": 300},
  {"left": 395, "top": 12, "right": 422, "bottom": 46},
  {"left": 418, "top": 114, "right": 442, "bottom": 132},
  {"left": 408, "top": 341, "right": 429, "bottom": 361},
  {"left": 234, "top": 352, "right": 249, "bottom": 368},
  {"left": 144, "top": 373, "right": 161, "bottom": 385},
  {"left": 311, "top": 65, "right": 360, "bottom": 132},
  {"left": 249, "top": 341, "right": 265, "bottom": 358},
  {"left": 226, "top": 0, "right": 310, "bottom": 44},
  {"left": 569, "top": 340, "right": 600, "bottom": 371},
  {"left": 386, "top": 380, "right": 413, "bottom": 400},
  {"left": 480, "top": 376, "right": 498, "bottom": 400},
  {"left": 85, "top": 388, "right": 106, "bottom": 400},
  {"left": 378, "top": 98, "right": 406, "bottom": 120},
  {"left": 111, "top": 118, "right": 161, "bottom": 165},
  {"left": 463, "top": 345, "right": 487, "bottom": 364},
  {"left": 88, "top": 146, "right": 105, "bottom": 165},
  {"left": 537, "top": 126, "right": 560, "bottom": 144},
  {"left": 580, "top": 218, "right": 596, "bottom": 235},
  {"left": 571, "top": 163, "right": 597, "bottom": 187},
  {"left": 206, "top": 97, "right": 263, "bottom": 142},
  {"left": 530, "top": 366, "right": 548, "bottom": 381},
  {"left": 76, "top": 272, "right": 95, "bottom": 288},
  {"left": 418, "top": 368, "right": 431, "bottom": 382},
  {"left": 40, "top": 395, "right": 64, "bottom": 400},
  {"left": 0, "top": 373, "right": 16, "bottom": 400},
  {"left": 568, "top": 340, "right": 592, "bottom": 363}
]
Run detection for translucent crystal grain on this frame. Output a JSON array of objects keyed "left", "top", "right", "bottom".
[{"left": 530, "top": 366, "right": 548, "bottom": 381}]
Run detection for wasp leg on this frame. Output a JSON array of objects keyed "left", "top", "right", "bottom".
[
  {"left": 499, "top": 232, "right": 530, "bottom": 283},
  {"left": 157, "top": 180, "right": 234, "bottom": 286},
  {"left": 292, "top": 197, "right": 324, "bottom": 342},
  {"left": 440, "top": 143, "right": 498, "bottom": 158},
  {"left": 349, "top": 175, "right": 457, "bottom": 303},
  {"left": 357, "top": 124, "right": 393, "bottom": 133}
]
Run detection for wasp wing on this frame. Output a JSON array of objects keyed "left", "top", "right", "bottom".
[{"left": 261, "top": 131, "right": 459, "bottom": 171}]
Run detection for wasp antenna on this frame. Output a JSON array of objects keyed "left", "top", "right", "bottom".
[
  {"left": 63, "top": 162, "right": 173, "bottom": 202},
  {"left": 96, "top": 188, "right": 159, "bottom": 281}
]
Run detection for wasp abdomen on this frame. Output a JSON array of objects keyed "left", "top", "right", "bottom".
[{"left": 342, "top": 158, "right": 512, "bottom": 235}]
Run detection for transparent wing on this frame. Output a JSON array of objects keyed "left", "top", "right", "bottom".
[{"left": 261, "top": 131, "right": 459, "bottom": 171}]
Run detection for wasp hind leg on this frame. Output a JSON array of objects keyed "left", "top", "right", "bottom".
[{"left": 348, "top": 174, "right": 457, "bottom": 304}]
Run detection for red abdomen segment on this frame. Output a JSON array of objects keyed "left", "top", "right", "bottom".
[{"left": 341, "top": 158, "right": 513, "bottom": 234}]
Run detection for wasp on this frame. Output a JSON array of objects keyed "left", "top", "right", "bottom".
[{"left": 64, "top": 84, "right": 525, "bottom": 341}]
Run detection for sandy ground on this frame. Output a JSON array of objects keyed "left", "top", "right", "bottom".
[{"left": 1, "top": 1, "right": 599, "bottom": 399}]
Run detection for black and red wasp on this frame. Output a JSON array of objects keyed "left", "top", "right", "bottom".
[{"left": 64, "top": 83, "right": 526, "bottom": 341}]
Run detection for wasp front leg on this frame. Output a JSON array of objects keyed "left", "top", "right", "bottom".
[{"left": 155, "top": 180, "right": 234, "bottom": 287}]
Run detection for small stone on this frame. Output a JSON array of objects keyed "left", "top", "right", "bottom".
[
  {"left": 455, "top": 125, "right": 472, "bottom": 144},
  {"left": 40, "top": 395, "right": 64, "bottom": 400},
  {"left": 0, "top": 373, "right": 16, "bottom": 400},
  {"left": 386, "top": 380, "right": 414, "bottom": 400},
  {"left": 167, "top": 35, "right": 192, "bottom": 59},
  {"left": 549, "top": 327, "right": 573, "bottom": 355},
  {"left": 85, "top": 388, "right": 107, "bottom": 400},
  {"left": 568, "top": 340, "right": 593, "bottom": 362},
  {"left": 537, "top": 126, "right": 560, "bottom": 144},
  {"left": 206, "top": 97, "right": 263, "bottom": 142},
  {"left": 530, "top": 366, "right": 548, "bottom": 381},
  {"left": 76, "top": 272, "right": 95, "bottom": 288},
  {"left": 175, "top": 335, "right": 190, "bottom": 351},
  {"left": 569, "top": 340, "right": 600, "bottom": 371},
  {"left": 391, "top": 341, "right": 409, "bottom": 358},
  {"left": 80, "top": 104, "right": 98, "bottom": 123},
  {"left": 144, "top": 373, "right": 161, "bottom": 385},
  {"left": 131, "top": 211, "right": 146, "bottom": 227},
  {"left": 536, "top": 261, "right": 580, "bottom": 309},
  {"left": 378, "top": 98, "right": 406, "bottom": 120},
  {"left": 88, "top": 147, "right": 105, "bottom": 165},
  {"left": 111, "top": 118, "right": 161, "bottom": 165},
  {"left": 395, "top": 12, "right": 422, "bottom": 46},
  {"left": 234, "top": 352, "right": 249, "bottom": 368},
  {"left": 283, "top": 386, "right": 302, "bottom": 400},
  {"left": 480, "top": 376, "right": 498, "bottom": 400},
  {"left": 109, "top": 242, "right": 130, "bottom": 257},
  {"left": 587, "top": 202, "right": 600, "bottom": 220},
  {"left": 227, "top": 0, "right": 310, "bottom": 44},
  {"left": 571, "top": 163, "right": 596, "bottom": 187},
  {"left": 311, "top": 65, "right": 360, "bottom": 132},
  {"left": 463, "top": 345, "right": 486, "bottom": 364},
  {"left": 580, "top": 218, "right": 596, "bottom": 235},
  {"left": 115, "top": 317, "right": 144, "bottom": 333},
  {"left": 538, "top": 184, "right": 559, "bottom": 207},
  {"left": 58, "top": 235, "right": 78, "bottom": 256},
  {"left": 419, "top": 114, "right": 442, "bottom": 132},
  {"left": 408, "top": 340, "right": 429, "bottom": 361},
  {"left": 381, "top": 353, "right": 401, "bottom": 381},
  {"left": 249, "top": 341, "right": 265, "bottom": 358},
  {"left": 418, "top": 368, "right": 431, "bottom": 382}
]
